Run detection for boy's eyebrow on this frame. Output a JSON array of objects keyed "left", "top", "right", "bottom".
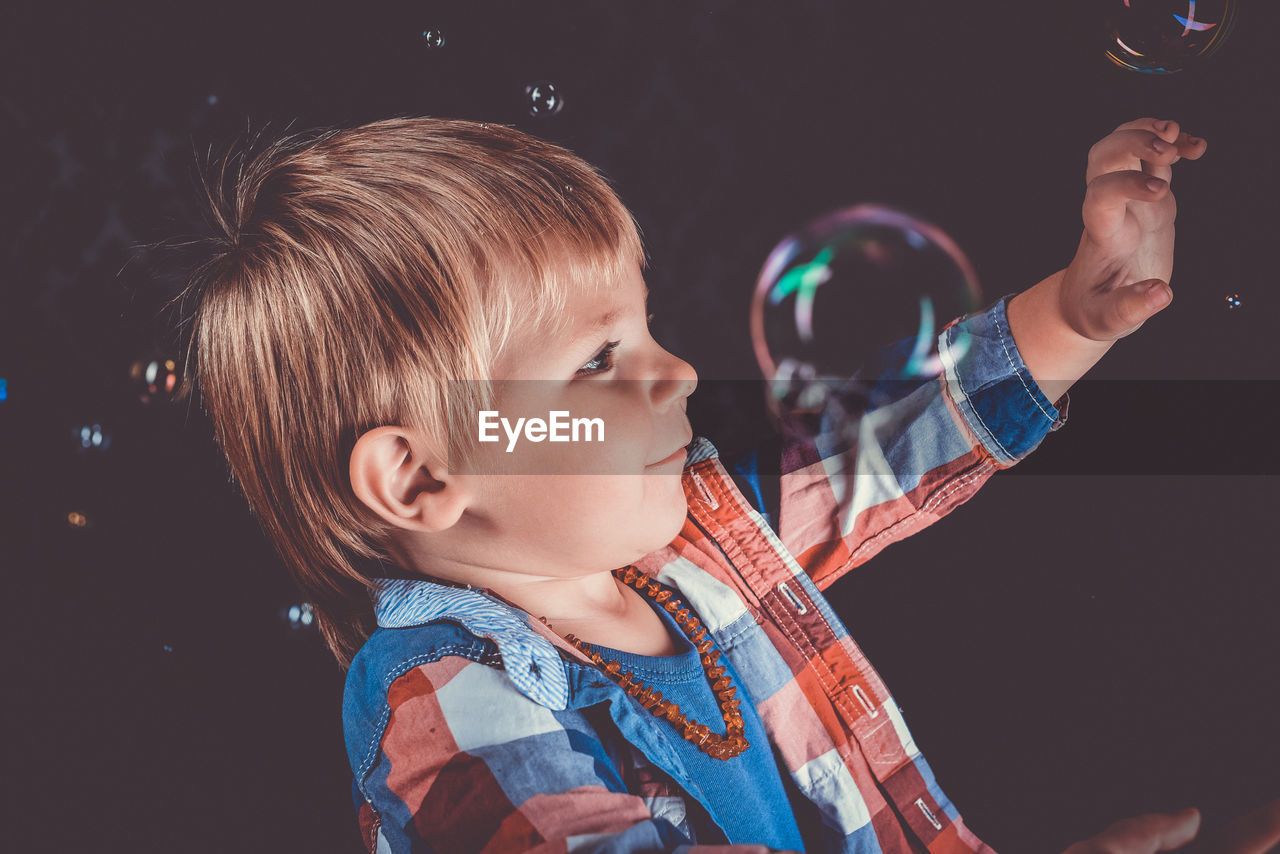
[{"left": 571, "top": 284, "right": 650, "bottom": 343}]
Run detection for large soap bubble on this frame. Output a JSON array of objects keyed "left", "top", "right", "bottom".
[
  {"left": 749, "top": 204, "right": 981, "bottom": 445},
  {"left": 1103, "top": 0, "right": 1236, "bottom": 74}
]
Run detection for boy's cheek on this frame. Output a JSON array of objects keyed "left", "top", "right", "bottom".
[
  {"left": 471, "top": 389, "right": 653, "bottom": 475},
  {"left": 473, "top": 431, "right": 649, "bottom": 476},
  {"left": 473, "top": 474, "right": 687, "bottom": 569}
]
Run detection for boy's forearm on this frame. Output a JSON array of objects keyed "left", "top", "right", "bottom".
[{"left": 1005, "top": 268, "right": 1114, "bottom": 406}]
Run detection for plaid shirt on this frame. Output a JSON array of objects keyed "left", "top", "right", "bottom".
[{"left": 342, "top": 294, "right": 1069, "bottom": 853}]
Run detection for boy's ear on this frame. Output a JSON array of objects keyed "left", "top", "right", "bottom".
[{"left": 349, "top": 426, "right": 469, "bottom": 533}]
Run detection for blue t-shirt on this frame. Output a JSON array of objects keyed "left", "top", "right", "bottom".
[{"left": 579, "top": 580, "right": 807, "bottom": 850}]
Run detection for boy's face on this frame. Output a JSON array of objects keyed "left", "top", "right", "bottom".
[{"left": 454, "top": 261, "right": 699, "bottom": 576}]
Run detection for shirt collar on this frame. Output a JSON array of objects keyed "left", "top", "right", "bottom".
[{"left": 371, "top": 576, "right": 572, "bottom": 709}]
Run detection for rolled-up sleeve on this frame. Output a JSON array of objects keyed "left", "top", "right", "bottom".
[{"left": 768, "top": 293, "right": 1070, "bottom": 592}]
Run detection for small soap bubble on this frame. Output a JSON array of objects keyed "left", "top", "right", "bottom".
[
  {"left": 525, "top": 81, "right": 563, "bottom": 118},
  {"left": 151, "top": 639, "right": 189, "bottom": 682},
  {"left": 422, "top": 29, "right": 445, "bottom": 49},
  {"left": 73, "top": 423, "right": 112, "bottom": 453},
  {"left": 206, "top": 94, "right": 219, "bottom": 106},
  {"left": 67, "top": 511, "right": 90, "bottom": 529},
  {"left": 1225, "top": 293, "right": 1241, "bottom": 309},
  {"left": 750, "top": 204, "right": 981, "bottom": 439},
  {"left": 1103, "top": 0, "right": 1236, "bottom": 74},
  {"left": 0, "top": 377, "right": 7, "bottom": 401},
  {"left": 283, "top": 602, "right": 315, "bottom": 631},
  {"left": 128, "top": 357, "right": 182, "bottom": 404}
]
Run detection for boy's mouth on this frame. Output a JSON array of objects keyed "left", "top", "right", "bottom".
[
  {"left": 646, "top": 446, "right": 689, "bottom": 468},
  {"left": 646, "top": 434, "right": 693, "bottom": 468}
]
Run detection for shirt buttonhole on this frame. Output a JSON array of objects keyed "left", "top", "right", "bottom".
[
  {"left": 777, "top": 581, "right": 808, "bottom": 614},
  {"left": 915, "top": 798, "right": 943, "bottom": 830},
  {"left": 691, "top": 471, "right": 719, "bottom": 509},
  {"left": 852, "top": 684, "right": 878, "bottom": 717}
]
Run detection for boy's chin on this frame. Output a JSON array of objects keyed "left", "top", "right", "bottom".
[
  {"left": 611, "top": 493, "right": 690, "bottom": 563},
  {"left": 650, "top": 496, "right": 691, "bottom": 548}
]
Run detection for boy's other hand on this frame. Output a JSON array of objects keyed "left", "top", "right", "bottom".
[
  {"left": 1060, "top": 806, "right": 1202, "bottom": 854},
  {"left": 1061, "top": 795, "right": 1280, "bottom": 854},
  {"left": 1184, "top": 794, "right": 1280, "bottom": 854},
  {"left": 1058, "top": 117, "right": 1208, "bottom": 343}
]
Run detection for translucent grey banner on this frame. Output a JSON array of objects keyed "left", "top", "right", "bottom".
[{"left": 445, "top": 380, "right": 1280, "bottom": 476}]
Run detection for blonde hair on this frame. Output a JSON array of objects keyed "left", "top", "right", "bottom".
[{"left": 158, "top": 116, "right": 647, "bottom": 671}]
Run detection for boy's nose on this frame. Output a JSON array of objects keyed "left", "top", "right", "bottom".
[{"left": 654, "top": 349, "right": 698, "bottom": 409}]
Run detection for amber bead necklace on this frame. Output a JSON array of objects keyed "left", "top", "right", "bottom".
[{"left": 537, "top": 565, "right": 750, "bottom": 760}]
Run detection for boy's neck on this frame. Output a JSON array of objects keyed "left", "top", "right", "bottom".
[
  {"left": 387, "top": 560, "right": 635, "bottom": 623},
  {"left": 381, "top": 561, "right": 681, "bottom": 656}
]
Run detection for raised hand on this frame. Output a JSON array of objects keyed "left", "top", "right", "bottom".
[{"left": 1057, "top": 117, "right": 1208, "bottom": 343}]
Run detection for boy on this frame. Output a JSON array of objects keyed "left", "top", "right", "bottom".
[{"left": 173, "top": 115, "right": 1248, "bottom": 852}]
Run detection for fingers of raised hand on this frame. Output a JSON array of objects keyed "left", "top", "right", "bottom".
[
  {"left": 1114, "top": 117, "right": 1181, "bottom": 142},
  {"left": 1088, "top": 119, "right": 1208, "bottom": 184},
  {"left": 1083, "top": 169, "right": 1169, "bottom": 237},
  {"left": 1114, "top": 117, "right": 1208, "bottom": 159}
]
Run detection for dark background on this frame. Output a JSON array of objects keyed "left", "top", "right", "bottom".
[{"left": 2, "top": 1, "right": 1276, "bottom": 852}]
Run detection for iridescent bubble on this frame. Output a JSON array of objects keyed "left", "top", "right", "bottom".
[
  {"left": 0, "top": 377, "right": 7, "bottom": 401},
  {"left": 67, "top": 511, "right": 90, "bottom": 529},
  {"left": 1225, "top": 293, "right": 1241, "bottom": 309},
  {"left": 750, "top": 204, "right": 980, "bottom": 438},
  {"left": 525, "top": 81, "right": 563, "bottom": 118},
  {"left": 128, "top": 357, "right": 181, "bottom": 404},
  {"left": 422, "top": 29, "right": 445, "bottom": 49},
  {"left": 1103, "top": 0, "right": 1236, "bottom": 74}
]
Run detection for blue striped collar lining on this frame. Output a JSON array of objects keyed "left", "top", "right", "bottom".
[{"left": 372, "top": 576, "right": 572, "bottom": 708}]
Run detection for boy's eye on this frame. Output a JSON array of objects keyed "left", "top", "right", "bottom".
[
  {"left": 574, "top": 314, "right": 654, "bottom": 377},
  {"left": 577, "top": 341, "right": 619, "bottom": 376}
]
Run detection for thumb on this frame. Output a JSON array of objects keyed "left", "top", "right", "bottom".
[{"left": 1111, "top": 278, "right": 1172, "bottom": 336}]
